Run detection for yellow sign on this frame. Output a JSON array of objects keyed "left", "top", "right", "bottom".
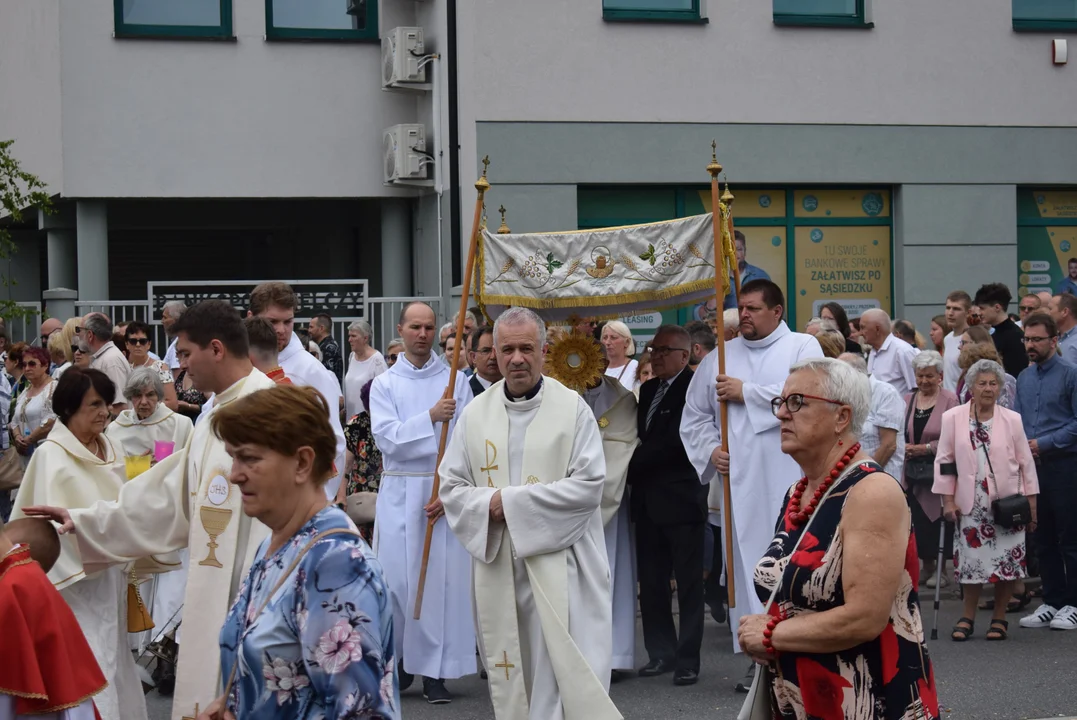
[
  {"left": 794, "top": 226, "right": 891, "bottom": 324},
  {"left": 794, "top": 190, "right": 890, "bottom": 218},
  {"left": 697, "top": 189, "right": 786, "bottom": 218},
  {"left": 1033, "top": 192, "right": 1077, "bottom": 219}
]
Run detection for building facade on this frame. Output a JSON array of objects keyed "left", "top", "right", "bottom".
[{"left": 3, "top": 0, "right": 1077, "bottom": 342}]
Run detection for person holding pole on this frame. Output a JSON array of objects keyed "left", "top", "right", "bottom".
[
  {"left": 680, "top": 279, "right": 823, "bottom": 689},
  {"left": 368, "top": 301, "right": 476, "bottom": 704}
]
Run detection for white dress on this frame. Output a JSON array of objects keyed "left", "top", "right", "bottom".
[
  {"left": 10, "top": 380, "right": 57, "bottom": 469},
  {"left": 344, "top": 350, "right": 388, "bottom": 419}
]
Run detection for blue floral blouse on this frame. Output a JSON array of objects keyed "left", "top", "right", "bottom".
[{"left": 219, "top": 506, "right": 398, "bottom": 719}]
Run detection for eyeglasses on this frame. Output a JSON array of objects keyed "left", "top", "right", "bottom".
[
  {"left": 647, "top": 345, "right": 689, "bottom": 356},
  {"left": 75, "top": 326, "right": 83, "bottom": 333},
  {"left": 23, "top": 361, "right": 40, "bottom": 369},
  {"left": 71, "top": 345, "right": 80, "bottom": 354},
  {"left": 770, "top": 393, "right": 845, "bottom": 417},
  {"left": 127, "top": 337, "right": 151, "bottom": 346},
  {"left": 388, "top": 353, "right": 398, "bottom": 362},
  {"left": 1022, "top": 335, "right": 1055, "bottom": 344}
]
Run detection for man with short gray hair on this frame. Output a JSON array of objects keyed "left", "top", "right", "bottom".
[
  {"left": 861, "top": 308, "right": 918, "bottom": 396},
  {"left": 440, "top": 306, "right": 620, "bottom": 719},
  {"left": 80, "top": 312, "right": 129, "bottom": 413}
]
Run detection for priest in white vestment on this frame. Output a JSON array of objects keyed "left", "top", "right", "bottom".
[
  {"left": 440, "top": 308, "right": 622, "bottom": 720},
  {"left": 369, "top": 301, "right": 476, "bottom": 702},
  {"left": 582, "top": 373, "right": 638, "bottom": 674},
  {"left": 680, "top": 280, "right": 823, "bottom": 654},
  {"left": 105, "top": 366, "right": 194, "bottom": 651},
  {"left": 12, "top": 379, "right": 149, "bottom": 720},
  {"left": 21, "top": 301, "right": 277, "bottom": 720},
  {"left": 246, "top": 281, "right": 347, "bottom": 498}
]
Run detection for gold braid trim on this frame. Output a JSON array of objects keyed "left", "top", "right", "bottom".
[
  {"left": 0, "top": 681, "right": 111, "bottom": 712},
  {"left": 0, "top": 555, "right": 32, "bottom": 583}
]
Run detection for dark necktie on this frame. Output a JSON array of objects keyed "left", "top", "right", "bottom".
[{"left": 646, "top": 380, "right": 668, "bottom": 430}]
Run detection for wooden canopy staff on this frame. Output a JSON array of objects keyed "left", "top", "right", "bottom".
[
  {"left": 414, "top": 157, "right": 491, "bottom": 619},
  {"left": 707, "top": 142, "right": 739, "bottom": 609}
]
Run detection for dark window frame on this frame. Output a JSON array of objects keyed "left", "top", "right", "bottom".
[
  {"left": 113, "top": 0, "right": 234, "bottom": 39},
  {"left": 265, "top": 0, "right": 379, "bottom": 41},
  {"left": 773, "top": 0, "right": 873, "bottom": 28},
  {"left": 602, "top": 0, "right": 707, "bottom": 24}
]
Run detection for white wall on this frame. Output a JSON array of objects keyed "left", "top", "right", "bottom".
[
  {"left": 0, "top": 0, "right": 64, "bottom": 194},
  {"left": 55, "top": 0, "right": 423, "bottom": 198},
  {"left": 462, "top": 0, "right": 1076, "bottom": 126}
]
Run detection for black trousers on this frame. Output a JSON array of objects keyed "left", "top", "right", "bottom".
[
  {"left": 1036, "top": 455, "right": 1077, "bottom": 609},
  {"left": 636, "top": 515, "right": 705, "bottom": 672},
  {"left": 704, "top": 522, "right": 727, "bottom": 609}
]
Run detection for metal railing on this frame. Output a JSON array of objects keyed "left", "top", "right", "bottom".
[
  {"left": 5, "top": 302, "right": 43, "bottom": 347},
  {"left": 365, "top": 296, "right": 442, "bottom": 353}
]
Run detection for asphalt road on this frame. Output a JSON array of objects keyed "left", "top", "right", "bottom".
[{"left": 145, "top": 598, "right": 1077, "bottom": 720}]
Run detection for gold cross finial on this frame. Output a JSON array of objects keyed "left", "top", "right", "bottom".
[
  {"left": 497, "top": 205, "right": 511, "bottom": 234},
  {"left": 476, "top": 155, "right": 491, "bottom": 192},
  {"left": 482, "top": 155, "right": 490, "bottom": 177},
  {"left": 721, "top": 175, "right": 735, "bottom": 206},
  {"left": 706, "top": 140, "right": 722, "bottom": 177}
]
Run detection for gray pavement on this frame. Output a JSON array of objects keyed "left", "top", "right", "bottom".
[{"left": 146, "top": 598, "right": 1077, "bottom": 720}]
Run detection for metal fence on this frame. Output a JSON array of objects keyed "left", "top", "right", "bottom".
[{"left": 5, "top": 302, "right": 43, "bottom": 347}]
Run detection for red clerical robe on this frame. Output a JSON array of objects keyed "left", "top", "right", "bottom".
[{"left": 0, "top": 545, "right": 107, "bottom": 717}]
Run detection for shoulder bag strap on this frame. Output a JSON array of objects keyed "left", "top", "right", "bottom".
[
  {"left": 221, "top": 526, "right": 362, "bottom": 701},
  {"left": 904, "top": 389, "right": 917, "bottom": 445},
  {"left": 763, "top": 464, "right": 859, "bottom": 613}
]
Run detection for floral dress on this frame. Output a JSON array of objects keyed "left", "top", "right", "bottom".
[
  {"left": 754, "top": 461, "right": 939, "bottom": 720},
  {"left": 219, "top": 506, "right": 398, "bottom": 719},
  {"left": 344, "top": 412, "right": 383, "bottom": 543},
  {"left": 953, "top": 418, "right": 1027, "bottom": 585}
]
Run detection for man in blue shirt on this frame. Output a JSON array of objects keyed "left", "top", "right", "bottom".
[
  {"left": 1049, "top": 292, "right": 1077, "bottom": 365},
  {"left": 1057, "top": 258, "right": 1077, "bottom": 296},
  {"left": 1015, "top": 312, "right": 1077, "bottom": 631},
  {"left": 722, "top": 231, "right": 771, "bottom": 309}
]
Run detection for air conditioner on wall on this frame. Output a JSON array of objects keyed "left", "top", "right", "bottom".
[
  {"left": 383, "top": 124, "right": 428, "bottom": 184},
  {"left": 382, "top": 27, "right": 426, "bottom": 88}
]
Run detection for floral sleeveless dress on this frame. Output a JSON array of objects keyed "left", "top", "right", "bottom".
[{"left": 753, "top": 461, "right": 940, "bottom": 720}]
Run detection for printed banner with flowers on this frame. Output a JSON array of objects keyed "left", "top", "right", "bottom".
[{"left": 476, "top": 213, "right": 724, "bottom": 322}]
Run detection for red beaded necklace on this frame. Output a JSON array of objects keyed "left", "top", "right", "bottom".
[{"left": 787, "top": 442, "right": 861, "bottom": 527}]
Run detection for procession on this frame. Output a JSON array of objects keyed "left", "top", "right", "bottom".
[{"left": 4, "top": 1, "right": 1077, "bottom": 718}]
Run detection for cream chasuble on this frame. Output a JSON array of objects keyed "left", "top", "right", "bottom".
[
  {"left": 11, "top": 423, "right": 149, "bottom": 720},
  {"left": 679, "top": 322, "right": 823, "bottom": 651},
  {"left": 583, "top": 377, "right": 639, "bottom": 672},
  {"left": 65, "top": 368, "right": 276, "bottom": 720},
  {"left": 440, "top": 377, "right": 622, "bottom": 720}
]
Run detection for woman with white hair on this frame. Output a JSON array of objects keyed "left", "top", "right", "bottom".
[
  {"left": 343, "top": 319, "right": 387, "bottom": 418},
  {"left": 105, "top": 367, "right": 193, "bottom": 471},
  {"left": 738, "top": 358, "right": 938, "bottom": 719},
  {"left": 933, "top": 359, "right": 1038, "bottom": 642},
  {"left": 601, "top": 320, "right": 637, "bottom": 391}
]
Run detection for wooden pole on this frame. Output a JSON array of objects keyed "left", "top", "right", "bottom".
[
  {"left": 707, "top": 142, "right": 737, "bottom": 609},
  {"left": 414, "top": 157, "right": 491, "bottom": 620}
]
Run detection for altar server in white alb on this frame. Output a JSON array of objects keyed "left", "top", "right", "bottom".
[
  {"left": 680, "top": 279, "right": 823, "bottom": 655},
  {"left": 19, "top": 301, "right": 277, "bottom": 720},
  {"left": 369, "top": 301, "right": 475, "bottom": 704},
  {"left": 580, "top": 357, "right": 639, "bottom": 678},
  {"left": 439, "top": 307, "right": 623, "bottom": 720}
]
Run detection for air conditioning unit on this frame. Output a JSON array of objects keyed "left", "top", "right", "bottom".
[
  {"left": 384, "top": 124, "right": 427, "bottom": 184},
  {"left": 382, "top": 27, "right": 426, "bottom": 88}
]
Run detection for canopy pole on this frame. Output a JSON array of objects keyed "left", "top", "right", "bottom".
[
  {"left": 414, "top": 157, "right": 490, "bottom": 620},
  {"left": 707, "top": 142, "right": 737, "bottom": 609}
]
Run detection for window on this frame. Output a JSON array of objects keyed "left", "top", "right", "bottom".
[
  {"left": 773, "top": 0, "right": 872, "bottom": 28},
  {"left": 114, "top": 0, "right": 233, "bottom": 38},
  {"left": 266, "top": 0, "right": 378, "bottom": 40},
  {"left": 602, "top": 0, "right": 705, "bottom": 23},
  {"left": 1012, "top": 0, "right": 1077, "bottom": 30}
]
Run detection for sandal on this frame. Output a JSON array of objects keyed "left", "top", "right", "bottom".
[
  {"left": 986, "top": 619, "right": 1009, "bottom": 641},
  {"left": 951, "top": 617, "right": 975, "bottom": 641},
  {"left": 1006, "top": 591, "right": 1032, "bottom": 613}
]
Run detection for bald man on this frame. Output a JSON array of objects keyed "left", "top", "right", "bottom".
[
  {"left": 39, "top": 318, "right": 62, "bottom": 347},
  {"left": 861, "top": 308, "right": 918, "bottom": 395}
]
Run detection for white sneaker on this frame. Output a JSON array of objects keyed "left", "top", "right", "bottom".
[
  {"left": 1049, "top": 605, "right": 1077, "bottom": 631},
  {"left": 1020, "top": 604, "right": 1058, "bottom": 628}
]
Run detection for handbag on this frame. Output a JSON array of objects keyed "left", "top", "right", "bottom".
[
  {"left": 903, "top": 391, "right": 935, "bottom": 487},
  {"left": 974, "top": 414, "right": 1032, "bottom": 530},
  {"left": 127, "top": 571, "right": 155, "bottom": 633},
  {"left": 346, "top": 491, "right": 378, "bottom": 526},
  {"left": 0, "top": 445, "right": 24, "bottom": 491},
  {"left": 738, "top": 467, "right": 851, "bottom": 720},
  {"left": 219, "top": 527, "right": 362, "bottom": 706}
]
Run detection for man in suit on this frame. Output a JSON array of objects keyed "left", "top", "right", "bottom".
[
  {"left": 466, "top": 325, "right": 501, "bottom": 396},
  {"left": 628, "top": 324, "right": 707, "bottom": 687}
]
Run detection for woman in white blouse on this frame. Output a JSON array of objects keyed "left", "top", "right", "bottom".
[
  {"left": 124, "top": 322, "right": 179, "bottom": 412},
  {"left": 344, "top": 320, "right": 387, "bottom": 418},
  {"left": 602, "top": 320, "right": 638, "bottom": 391},
  {"left": 9, "top": 346, "right": 57, "bottom": 468}
]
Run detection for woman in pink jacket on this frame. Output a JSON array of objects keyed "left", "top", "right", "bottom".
[{"left": 934, "top": 359, "right": 1039, "bottom": 642}]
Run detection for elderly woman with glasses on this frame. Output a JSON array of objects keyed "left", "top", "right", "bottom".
[
  {"left": 738, "top": 358, "right": 938, "bottom": 720},
  {"left": 384, "top": 337, "right": 404, "bottom": 369},
  {"left": 933, "top": 359, "right": 1038, "bottom": 642},
  {"left": 344, "top": 320, "right": 388, "bottom": 419}
]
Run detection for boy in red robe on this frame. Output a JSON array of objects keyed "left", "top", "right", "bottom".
[{"left": 0, "top": 517, "right": 108, "bottom": 719}]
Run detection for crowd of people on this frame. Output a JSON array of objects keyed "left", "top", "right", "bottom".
[{"left": 3, "top": 274, "right": 1073, "bottom": 720}]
